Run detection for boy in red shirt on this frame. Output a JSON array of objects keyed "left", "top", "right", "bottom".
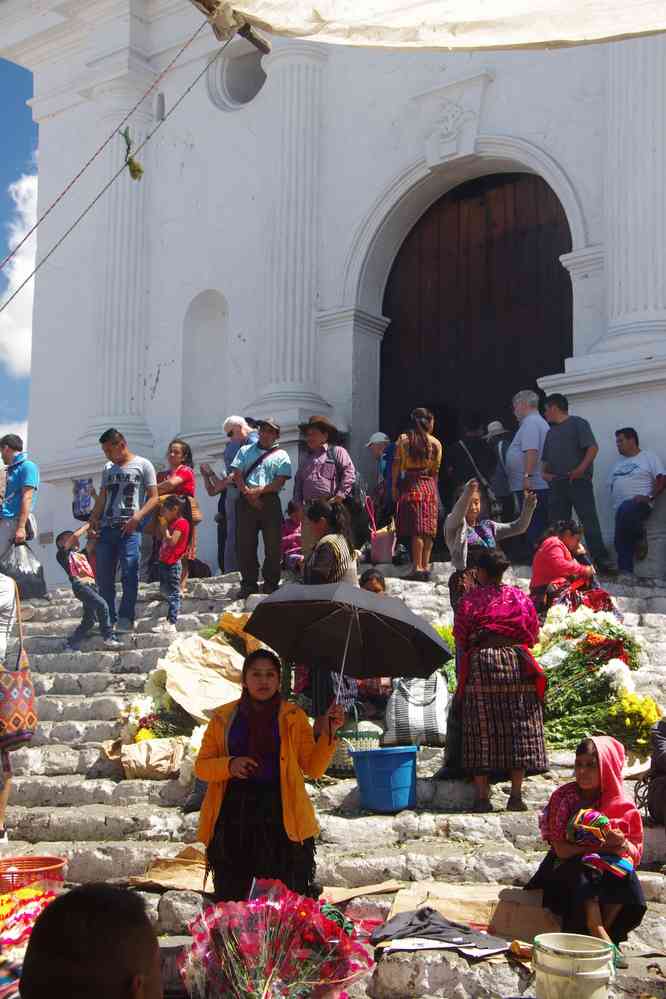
[{"left": 152, "top": 495, "right": 191, "bottom": 636}]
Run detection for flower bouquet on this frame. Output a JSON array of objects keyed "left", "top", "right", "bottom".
[
  {"left": 179, "top": 880, "right": 373, "bottom": 998},
  {"left": 536, "top": 606, "right": 661, "bottom": 760}
]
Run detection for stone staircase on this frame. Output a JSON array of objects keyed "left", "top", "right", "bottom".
[{"left": 5, "top": 567, "right": 666, "bottom": 994}]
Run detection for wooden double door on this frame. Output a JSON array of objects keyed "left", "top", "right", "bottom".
[{"left": 380, "top": 172, "right": 573, "bottom": 447}]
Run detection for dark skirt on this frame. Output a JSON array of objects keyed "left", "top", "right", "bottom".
[
  {"left": 207, "top": 780, "right": 317, "bottom": 902},
  {"left": 397, "top": 472, "right": 438, "bottom": 538},
  {"left": 461, "top": 646, "right": 547, "bottom": 775},
  {"left": 527, "top": 851, "right": 646, "bottom": 944}
]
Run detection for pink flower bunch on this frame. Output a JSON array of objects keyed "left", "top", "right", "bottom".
[{"left": 178, "top": 880, "right": 373, "bottom": 998}]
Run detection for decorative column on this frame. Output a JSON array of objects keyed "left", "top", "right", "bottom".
[
  {"left": 250, "top": 42, "right": 331, "bottom": 436},
  {"left": 601, "top": 34, "right": 666, "bottom": 354},
  {"left": 79, "top": 75, "right": 154, "bottom": 451}
]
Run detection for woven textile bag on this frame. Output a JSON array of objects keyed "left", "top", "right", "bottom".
[
  {"left": 0, "top": 584, "right": 38, "bottom": 752},
  {"left": 383, "top": 672, "right": 448, "bottom": 747}
]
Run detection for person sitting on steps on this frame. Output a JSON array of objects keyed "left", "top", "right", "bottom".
[{"left": 527, "top": 736, "right": 646, "bottom": 969}]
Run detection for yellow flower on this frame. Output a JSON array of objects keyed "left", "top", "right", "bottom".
[{"left": 135, "top": 727, "right": 155, "bottom": 743}]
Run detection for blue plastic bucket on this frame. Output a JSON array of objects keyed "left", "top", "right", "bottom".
[{"left": 351, "top": 746, "right": 417, "bottom": 813}]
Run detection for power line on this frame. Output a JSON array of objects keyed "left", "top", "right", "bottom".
[
  {"left": 0, "top": 35, "right": 233, "bottom": 318},
  {"left": 0, "top": 18, "right": 209, "bottom": 274}
]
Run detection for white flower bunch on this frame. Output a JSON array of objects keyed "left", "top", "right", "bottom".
[
  {"left": 599, "top": 658, "right": 636, "bottom": 695},
  {"left": 539, "top": 603, "right": 642, "bottom": 653},
  {"left": 122, "top": 694, "right": 157, "bottom": 741}
]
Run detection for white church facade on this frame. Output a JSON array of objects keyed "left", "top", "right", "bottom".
[{"left": 2, "top": 1, "right": 666, "bottom": 581}]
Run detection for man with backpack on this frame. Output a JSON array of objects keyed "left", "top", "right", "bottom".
[{"left": 293, "top": 416, "right": 358, "bottom": 555}]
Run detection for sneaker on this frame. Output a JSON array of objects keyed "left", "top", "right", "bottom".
[
  {"left": 151, "top": 621, "right": 177, "bottom": 636},
  {"left": 103, "top": 636, "right": 124, "bottom": 650},
  {"left": 116, "top": 618, "right": 136, "bottom": 633}
]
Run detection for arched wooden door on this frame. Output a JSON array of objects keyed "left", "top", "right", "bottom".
[{"left": 380, "top": 172, "right": 573, "bottom": 446}]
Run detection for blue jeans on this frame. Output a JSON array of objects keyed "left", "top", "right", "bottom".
[
  {"left": 513, "top": 488, "right": 549, "bottom": 553},
  {"left": 160, "top": 561, "right": 182, "bottom": 623},
  {"left": 96, "top": 526, "right": 141, "bottom": 625},
  {"left": 71, "top": 580, "right": 113, "bottom": 641},
  {"left": 614, "top": 499, "right": 651, "bottom": 573}
]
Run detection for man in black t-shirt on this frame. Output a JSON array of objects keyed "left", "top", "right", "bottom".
[{"left": 542, "top": 393, "right": 614, "bottom": 573}]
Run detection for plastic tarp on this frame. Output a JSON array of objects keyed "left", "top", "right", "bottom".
[
  {"left": 156, "top": 633, "right": 243, "bottom": 724},
  {"left": 197, "top": 0, "right": 666, "bottom": 50}
]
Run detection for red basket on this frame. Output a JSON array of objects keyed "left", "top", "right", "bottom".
[{"left": 0, "top": 856, "right": 67, "bottom": 893}]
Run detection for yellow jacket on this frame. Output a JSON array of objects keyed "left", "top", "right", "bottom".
[{"left": 195, "top": 699, "right": 338, "bottom": 847}]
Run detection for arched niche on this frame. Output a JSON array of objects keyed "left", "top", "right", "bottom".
[{"left": 181, "top": 290, "right": 228, "bottom": 433}]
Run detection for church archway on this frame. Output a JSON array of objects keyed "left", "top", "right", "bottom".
[
  {"left": 380, "top": 172, "right": 573, "bottom": 451},
  {"left": 181, "top": 290, "right": 229, "bottom": 433}
]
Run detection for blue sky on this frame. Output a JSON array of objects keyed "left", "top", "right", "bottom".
[{"left": 0, "top": 57, "right": 38, "bottom": 435}]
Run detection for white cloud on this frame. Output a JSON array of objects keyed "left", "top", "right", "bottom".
[
  {"left": 0, "top": 173, "right": 37, "bottom": 378},
  {"left": 0, "top": 421, "right": 28, "bottom": 446}
]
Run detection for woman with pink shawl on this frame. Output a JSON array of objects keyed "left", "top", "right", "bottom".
[
  {"left": 454, "top": 549, "right": 547, "bottom": 813},
  {"left": 528, "top": 736, "right": 646, "bottom": 965}
]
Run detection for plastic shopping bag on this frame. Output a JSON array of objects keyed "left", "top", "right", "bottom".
[{"left": 0, "top": 543, "right": 47, "bottom": 600}]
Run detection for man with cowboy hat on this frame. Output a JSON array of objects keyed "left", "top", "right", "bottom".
[
  {"left": 294, "top": 415, "right": 356, "bottom": 555},
  {"left": 231, "top": 418, "right": 292, "bottom": 598}
]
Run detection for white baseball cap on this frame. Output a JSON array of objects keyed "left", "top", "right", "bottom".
[{"left": 366, "top": 432, "right": 391, "bottom": 447}]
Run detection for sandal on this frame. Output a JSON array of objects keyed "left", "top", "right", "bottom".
[{"left": 507, "top": 795, "right": 528, "bottom": 812}]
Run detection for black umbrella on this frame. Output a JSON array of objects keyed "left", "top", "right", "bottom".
[{"left": 245, "top": 582, "right": 452, "bottom": 686}]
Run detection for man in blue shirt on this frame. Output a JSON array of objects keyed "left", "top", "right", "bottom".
[
  {"left": 232, "top": 418, "right": 292, "bottom": 598},
  {"left": 0, "top": 434, "right": 40, "bottom": 557}
]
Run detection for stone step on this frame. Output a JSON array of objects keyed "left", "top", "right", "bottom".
[
  {"left": 6, "top": 802, "right": 199, "bottom": 843},
  {"left": 0, "top": 839, "right": 192, "bottom": 883},
  {"left": 22, "top": 591, "right": 235, "bottom": 624},
  {"left": 22, "top": 612, "right": 218, "bottom": 639},
  {"left": 24, "top": 631, "right": 177, "bottom": 656},
  {"left": 31, "top": 719, "right": 121, "bottom": 746},
  {"left": 10, "top": 774, "right": 188, "bottom": 808},
  {"left": 27, "top": 647, "right": 167, "bottom": 676},
  {"left": 36, "top": 694, "right": 130, "bottom": 722},
  {"left": 32, "top": 672, "right": 147, "bottom": 696},
  {"left": 10, "top": 743, "right": 121, "bottom": 778}
]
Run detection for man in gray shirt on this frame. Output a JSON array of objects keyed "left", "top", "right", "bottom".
[
  {"left": 542, "top": 394, "right": 613, "bottom": 573},
  {"left": 505, "top": 390, "right": 550, "bottom": 553},
  {"left": 89, "top": 428, "right": 159, "bottom": 631}
]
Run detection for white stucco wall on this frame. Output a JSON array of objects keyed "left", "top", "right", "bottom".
[{"left": 3, "top": 1, "right": 665, "bottom": 582}]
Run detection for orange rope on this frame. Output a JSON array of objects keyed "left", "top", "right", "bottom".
[
  {"left": 0, "top": 17, "right": 209, "bottom": 274},
  {"left": 0, "top": 34, "right": 233, "bottom": 318}
]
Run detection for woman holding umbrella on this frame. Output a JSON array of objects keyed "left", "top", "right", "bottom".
[{"left": 195, "top": 648, "right": 344, "bottom": 901}]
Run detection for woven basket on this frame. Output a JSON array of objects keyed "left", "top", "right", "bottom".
[
  {"left": 0, "top": 856, "right": 67, "bottom": 893},
  {"left": 327, "top": 707, "right": 381, "bottom": 777}
]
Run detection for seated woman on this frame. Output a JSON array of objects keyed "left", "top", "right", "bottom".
[
  {"left": 303, "top": 499, "right": 358, "bottom": 587},
  {"left": 195, "top": 649, "right": 344, "bottom": 901},
  {"left": 445, "top": 479, "right": 537, "bottom": 613},
  {"left": 530, "top": 520, "right": 615, "bottom": 619},
  {"left": 454, "top": 549, "right": 547, "bottom": 812},
  {"left": 356, "top": 569, "right": 393, "bottom": 715},
  {"left": 528, "top": 737, "right": 645, "bottom": 967},
  {"left": 302, "top": 499, "right": 358, "bottom": 717}
]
